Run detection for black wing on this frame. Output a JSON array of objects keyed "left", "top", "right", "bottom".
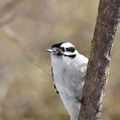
[{"left": 51, "top": 67, "right": 59, "bottom": 94}]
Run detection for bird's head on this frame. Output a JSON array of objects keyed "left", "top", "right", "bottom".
[{"left": 47, "top": 42, "right": 78, "bottom": 58}]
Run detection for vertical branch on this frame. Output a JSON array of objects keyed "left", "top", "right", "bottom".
[{"left": 79, "top": 0, "right": 120, "bottom": 120}]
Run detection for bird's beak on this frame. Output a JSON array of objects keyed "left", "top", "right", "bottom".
[{"left": 46, "top": 48, "right": 54, "bottom": 53}]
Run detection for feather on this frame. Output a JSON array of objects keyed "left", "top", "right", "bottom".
[{"left": 51, "top": 67, "right": 59, "bottom": 94}]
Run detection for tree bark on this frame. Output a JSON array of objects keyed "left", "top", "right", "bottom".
[{"left": 79, "top": 0, "right": 120, "bottom": 120}]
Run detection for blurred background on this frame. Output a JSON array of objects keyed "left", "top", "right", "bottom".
[{"left": 0, "top": 0, "right": 120, "bottom": 120}]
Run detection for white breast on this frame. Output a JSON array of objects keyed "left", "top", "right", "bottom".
[
  {"left": 51, "top": 53, "right": 88, "bottom": 93},
  {"left": 51, "top": 52, "right": 88, "bottom": 119}
]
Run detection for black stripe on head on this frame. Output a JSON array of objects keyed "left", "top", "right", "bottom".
[
  {"left": 64, "top": 54, "right": 76, "bottom": 58},
  {"left": 51, "top": 42, "right": 65, "bottom": 48},
  {"left": 66, "top": 47, "right": 75, "bottom": 52}
]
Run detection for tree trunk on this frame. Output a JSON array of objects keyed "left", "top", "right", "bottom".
[{"left": 79, "top": 0, "right": 120, "bottom": 120}]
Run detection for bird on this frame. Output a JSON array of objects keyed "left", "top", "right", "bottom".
[{"left": 47, "top": 42, "right": 88, "bottom": 120}]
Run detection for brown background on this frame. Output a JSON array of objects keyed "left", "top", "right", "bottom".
[{"left": 0, "top": 0, "right": 120, "bottom": 120}]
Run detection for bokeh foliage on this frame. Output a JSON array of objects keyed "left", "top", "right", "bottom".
[{"left": 0, "top": 0, "right": 120, "bottom": 120}]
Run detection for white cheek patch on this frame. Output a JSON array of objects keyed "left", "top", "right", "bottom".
[
  {"left": 63, "top": 51, "right": 75, "bottom": 56},
  {"left": 63, "top": 50, "right": 77, "bottom": 56}
]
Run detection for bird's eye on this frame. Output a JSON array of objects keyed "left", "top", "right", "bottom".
[{"left": 61, "top": 47, "right": 66, "bottom": 52}]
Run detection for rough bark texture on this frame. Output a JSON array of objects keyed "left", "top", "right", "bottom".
[{"left": 79, "top": 0, "right": 120, "bottom": 120}]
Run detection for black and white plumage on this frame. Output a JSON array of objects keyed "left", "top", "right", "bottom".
[{"left": 47, "top": 42, "right": 88, "bottom": 120}]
